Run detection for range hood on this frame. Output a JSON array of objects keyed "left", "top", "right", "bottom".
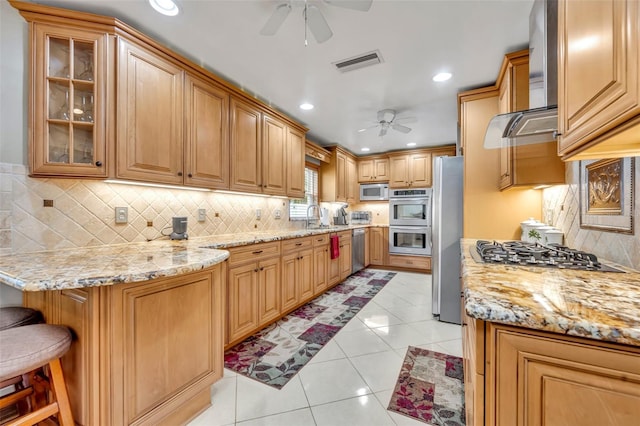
[{"left": 484, "top": 0, "right": 558, "bottom": 149}]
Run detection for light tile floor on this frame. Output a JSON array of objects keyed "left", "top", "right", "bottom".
[{"left": 189, "top": 271, "right": 462, "bottom": 426}]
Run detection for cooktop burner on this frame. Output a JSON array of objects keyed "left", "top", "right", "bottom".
[{"left": 472, "top": 240, "right": 624, "bottom": 273}]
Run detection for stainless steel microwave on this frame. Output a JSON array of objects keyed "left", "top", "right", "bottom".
[{"left": 359, "top": 183, "right": 389, "bottom": 201}]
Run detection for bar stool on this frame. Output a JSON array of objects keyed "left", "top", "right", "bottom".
[
  {"left": 0, "top": 324, "right": 74, "bottom": 426},
  {"left": 0, "top": 307, "right": 44, "bottom": 331}
]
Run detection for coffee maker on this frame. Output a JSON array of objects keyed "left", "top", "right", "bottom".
[{"left": 170, "top": 217, "right": 188, "bottom": 240}]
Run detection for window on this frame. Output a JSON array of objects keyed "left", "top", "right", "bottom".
[{"left": 289, "top": 165, "right": 319, "bottom": 219}]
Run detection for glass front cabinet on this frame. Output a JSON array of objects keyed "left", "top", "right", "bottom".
[{"left": 31, "top": 24, "right": 108, "bottom": 176}]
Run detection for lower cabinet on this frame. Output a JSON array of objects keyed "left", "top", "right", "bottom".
[
  {"left": 463, "top": 312, "right": 640, "bottom": 426},
  {"left": 387, "top": 254, "right": 431, "bottom": 271},
  {"left": 312, "top": 234, "right": 330, "bottom": 296},
  {"left": 281, "top": 237, "right": 313, "bottom": 313},
  {"left": 369, "top": 227, "right": 388, "bottom": 266},
  {"left": 338, "top": 231, "right": 353, "bottom": 281}
]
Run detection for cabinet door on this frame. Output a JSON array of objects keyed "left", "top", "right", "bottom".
[
  {"left": 558, "top": 0, "right": 640, "bottom": 155},
  {"left": 335, "top": 152, "right": 347, "bottom": 202},
  {"left": 409, "top": 152, "right": 432, "bottom": 187},
  {"left": 373, "top": 158, "right": 390, "bottom": 181},
  {"left": 313, "top": 245, "right": 329, "bottom": 295},
  {"left": 298, "top": 248, "right": 314, "bottom": 303},
  {"left": 346, "top": 156, "right": 358, "bottom": 203},
  {"left": 364, "top": 228, "right": 370, "bottom": 267},
  {"left": 258, "top": 257, "right": 280, "bottom": 326},
  {"left": 389, "top": 155, "right": 409, "bottom": 188},
  {"left": 32, "top": 24, "right": 108, "bottom": 177},
  {"left": 262, "top": 114, "right": 287, "bottom": 196},
  {"left": 369, "top": 227, "right": 384, "bottom": 265},
  {"left": 281, "top": 252, "right": 298, "bottom": 313},
  {"left": 227, "top": 262, "right": 259, "bottom": 342},
  {"left": 184, "top": 73, "right": 229, "bottom": 189},
  {"left": 287, "top": 127, "right": 306, "bottom": 198},
  {"left": 358, "top": 159, "right": 374, "bottom": 182},
  {"left": 117, "top": 39, "right": 184, "bottom": 184},
  {"left": 230, "top": 97, "right": 261, "bottom": 192},
  {"left": 339, "top": 235, "right": 352, "bottom": 280},
  {"left": 498, "top": 70, "right": 514, "bottom": 189}
]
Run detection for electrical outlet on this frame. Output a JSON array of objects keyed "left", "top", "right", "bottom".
[
  {"left": 197, "top": 208, "right": 206, "bottom": 222},
  {"left": 256, "top": 209, "right": 262, "bottom": 220},
  {"left": 274, "top": 209, "right": 281, "bottom": 219},
  {"left": 115, "top": 207, "right": 128, "bottom": 224}
]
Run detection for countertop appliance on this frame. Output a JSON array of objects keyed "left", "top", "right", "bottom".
[
  {"left": 350, "top": 211, "right": 372, "bottom": 225},
  {"left": 170, "top": 216, "right": 188, "bottom": 240},
  {"left": 319, "top": 207, "right": 330, "bottom": 227},
  {"left": 334, "top": 206, "right": 348, "bottom": 225},
  {"left": 431, "top": 156, "right": 463, "bottom": 324},
  {"left": 352, "top": 228, "right": 365, "bottom": 274},
  {"left": 472, "top": 240, "right": 624, "bottom": 273},
  {"left": 360, "top": 183, "right": 389, "bottom": 201},
  {"left": 389, "top": 188, "right": 432, "bottom": 227}
]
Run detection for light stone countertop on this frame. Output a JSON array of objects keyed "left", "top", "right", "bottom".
[
  {"left": 461, "top": 239, "right": 640, "bottom": 347},
  {"left": 0, "top": 225, "right": 377, "bottom": 292}
]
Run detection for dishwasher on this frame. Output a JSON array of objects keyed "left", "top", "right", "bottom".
[{"left": 351, "top": 228, "right": 365, "bottom": 274}]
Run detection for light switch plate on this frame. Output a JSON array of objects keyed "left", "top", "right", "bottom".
[
  {"left": 256, "top": 209, "right": 262, "bottom": 220},
  {"left": 115, "top": 207, "right": 128, "bottom": 224},
  {"left": 198, "top": 208, "right": 206, "bottom": 222}
]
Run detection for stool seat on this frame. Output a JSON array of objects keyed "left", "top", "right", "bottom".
[
  {"left": 0, "top": 307, "right": 44, "bottom": 331},
  {"left": 0, "top": 324, "right": 71, "bottom": 382}
]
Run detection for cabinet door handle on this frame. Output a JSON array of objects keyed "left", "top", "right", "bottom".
[
  {"left": 552, "top": 131, "right": 562, "bottom": 139},
  {"left": 252, "top": 250, "right": 263, "bottom": 254},
  {"left": 296, "top": 242, "right": 303, "bottom": 246},
  {"left": 95, "top": 161, "right": 102, "bottom": 167}
]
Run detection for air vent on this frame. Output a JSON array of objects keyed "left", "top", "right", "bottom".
[{"left": 333, "top": 50, "right": 383, "bottom": 73}]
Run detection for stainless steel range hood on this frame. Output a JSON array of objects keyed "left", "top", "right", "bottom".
[{"left": 484, "top": 0, "right": 558, "bottom": 149}]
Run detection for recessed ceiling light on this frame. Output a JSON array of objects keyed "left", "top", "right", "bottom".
[
  {"left": 361, "top": 147, "right": 370, "bottom": 152},
  {"left": 149, "top": 0, "right": 179, "bottom": 16},
  {"left": 407, "top": 142, "right": 417, "bottom": 147},
  {"left": 299, "top": 103, "right": 314, "bottom": 110},
  {"left": 432, "top": 72, "right": 452, "bottom": 82}
]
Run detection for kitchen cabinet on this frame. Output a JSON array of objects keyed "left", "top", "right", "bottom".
[
  {"left": 558, "top": 0, "right": 640, "bottom": 160},
  {"left": 328, "top": 234, "right": 341, "bottom": 286},
  {"left": 497, "top": 50, "right": 564, "bottom": 190},
  {"left": 226, "top": 241, "right": 281, "bottom": 346},
  {"left": 462, "top": 303, "right": 485, "bottom": 426},
  {"left": 320, "top": 147, "right": 356, "bottom": 203},
  {"left": 369, "top": 227, "right": 388, "bottom": 266},
  {"left": 229, "top": 97, "right": 263, "bottom": 193},
  {"left": 388, "top": 150, "right": 432, "bottom": 188},
  {"left": 358, "top": 156, "right": 390, "bottom": 182},
  {"left": 281, "top": 237, "right": 314, "bottom": 313},
  {"left": 338, "top": 231, "right": 353, "bottom": 281},
  {"left": 261, "top": 113, "right": 288, "bottom": 196},
  {"left": 117, "top": 38, "right": 184, "bottom": 184},
  {"left": 305, "top": 140, "right": 331, "bottom": 164},
  {"left": 287, "top": 126, "right": 306, "bottom": 198},
  {"left": 364, "top": 228, "right": 370, "bottom": 267},
  {"left": 23, "top": 265, "right": 226, "bottom": 426},
  {"left": 387, "top": 254, "right": 430, "bottom": 271},
  {"left": 312, "top": 234, "right": 330, "bottom": 296},
  {"left": 28, "top": 22, "right": 108, "bottom": 177},
  {"left": 184, "top": 72, "right": 230, "bottom": 189}
]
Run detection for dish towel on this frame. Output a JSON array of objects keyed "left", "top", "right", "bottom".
[{"left": 330, "top": 235, "right": 340, "bottom": 259}]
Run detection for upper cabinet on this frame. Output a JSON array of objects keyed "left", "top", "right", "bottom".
[
  {"left": 320, "top": 147, "right": 356, "bottom": 203},
  {"left": 497, "top": 50, "right": 564, "bottom": 190},
  {"left": 358, "top": 157, "right": 390, "bottom": 183},
  {"left": 388, "top": 150, "right": 432, "bottom": 188},
  {"left": 557, "top": 0, "right": 640, "bottom": 160},
  {"left": 29, "top": 23, "right": 108, "bottom": 177},
  {"left": 286, "top": 127, "right": 306, "bottom": 199}
]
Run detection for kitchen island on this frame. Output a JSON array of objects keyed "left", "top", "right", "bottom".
[{"left": 460, "top": 239, "right": 640, "bottom": 426}]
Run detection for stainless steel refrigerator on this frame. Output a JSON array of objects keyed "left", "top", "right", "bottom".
[{"left": 431, "top": 156, "right": 463, "bottom": 324}]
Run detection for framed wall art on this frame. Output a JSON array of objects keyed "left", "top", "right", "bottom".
[{"left": 579, "top": 157, "right": 634, "bottom": 234}]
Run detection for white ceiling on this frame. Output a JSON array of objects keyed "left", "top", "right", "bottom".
[{"left": 25, "top": 0, "right": 534, "bottom": 155}]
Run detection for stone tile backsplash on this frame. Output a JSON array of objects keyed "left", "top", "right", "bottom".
[{"left": 542, "top": 158, "right": 639, "bottom": 270}]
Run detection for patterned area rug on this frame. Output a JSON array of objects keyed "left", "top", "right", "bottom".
[
  {"left": 224, "top": 269, "right": 396, "bottom": 389},
  {"left": 388, "top": 347, "right": 465, "bottom": 425}
]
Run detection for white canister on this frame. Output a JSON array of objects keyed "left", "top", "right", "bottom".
[
  {"left": 521, "top": 219, "right": 546, "bottom": 242},
  {"left": 529, "top": 225, "right": 553, "bottom": 243},
  {"left": 543, "top": 229, "right": 564, "bottom": 245}
]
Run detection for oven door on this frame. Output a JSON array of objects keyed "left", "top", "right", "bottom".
[
  {"left": 389, "top": 197, "right": 430, "bottom": 226},
  {"left": 389, "top": 226, "right": 432, "bottom": 256}
]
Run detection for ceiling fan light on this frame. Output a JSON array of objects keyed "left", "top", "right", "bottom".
[
  {"left": 149, "top": 0, "right": 179, "bottom": 16},
  {"left": 300, "top": 103, "right": 314, "bottom": 110},
  {"left": 432, "top": 72, "right": 452, "bottom": 82}
]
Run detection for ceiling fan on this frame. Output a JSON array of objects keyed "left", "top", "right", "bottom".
[
  {"left": 260, "top": 0, "right": 373, "bottom": 44},
  {"left": 360, "top": 109, "right": 413, "bottom": 137}
]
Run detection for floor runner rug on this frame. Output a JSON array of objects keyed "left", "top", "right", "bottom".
[
  {"left": 388, "top": 346, "right": 465, "bottom": 425},
  {"left": 224, "top": 269, "right": 396, "bottom": 389}
]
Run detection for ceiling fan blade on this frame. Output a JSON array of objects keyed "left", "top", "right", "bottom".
[
  {"left": 391, "top": 123, "right": 412, "bottom": 133},
  {"left": 260, "top": 3, "right": 291, "bottom": 36},
  {"left": 306, "top": 5, "right": 333, "bottom": 43},
  {"left": 324, "top": 0, "right": 373, "bottom": 12},
  {"left": 378, "top": 127, "right": 387, "bottom": 137}
]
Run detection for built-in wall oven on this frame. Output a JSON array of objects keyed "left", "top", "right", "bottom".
[{"left": 389, "top": 188, "right": 432, "bottom": 255}]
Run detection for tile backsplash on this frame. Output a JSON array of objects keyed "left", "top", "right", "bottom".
[
  {"left": 0, "top": 162, "right": 305, "bottom": 254},
  {"left": 542, "top": 158, "right": 639, "bottom": 270}
]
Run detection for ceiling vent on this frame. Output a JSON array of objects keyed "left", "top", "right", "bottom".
[{"left": 333, "top": 50, "right": 383, "bottom": 73}]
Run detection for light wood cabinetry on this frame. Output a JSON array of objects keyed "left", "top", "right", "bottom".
[
  {"left": 320, "top": 147, "right": 357, "bottom": 203},
  {"left": 261, "top": 113, "right": 288, "bottom": 196},
  {"left": 23, "top": 265, "right": 225, "bottom": 426},
  {"left": 388, "top": 150, "right": 432, "bottom": 188},
  {"left": 346, "top": 155, "right": 358, "bottom": 203},
  {"left": 462, "top": 304, "right": 485, "bottom": 426},
  {"left": 287, "top": 126, "right": 306, "bottom": 198},
  {"left": 369, "top": 227, "right": 388, "bottom": 266},
  {"left": 387, "top": 254, "right": 431, "bottom": 271},
  {"left": 364, "top": 228, "right": 370, "bottom": 267},
  {"left": 497, "top": 50, "right": 564, "bottom": 190},
  {"left": 230, "top": 97, "right": 262, "bottom": 193},
  {"left": 312, "top": 234, "right": 330, "bottom": 296},
  {"left": 281, "top": 237, "right": 314, "bottom": 312},
  {"left": 227, "top": 242, "right": 281, "bottom": 346},
  {"left": 558, "top": 0, "right": 640, "bottom": 160},
  {"left": 305, "top": 140, "right": 331, "bottom": 164},
  {"left": 29, "top": 22, "right": 108, "bottom": 177},
  {"left": 338, "top": 231, "right": 353, "bottom": 281},
  {"left": 117, "top": 38, "right": 184, "bottom": 185},
  {"left": 358, "top": 156, "right": 390, "bottom": 182}
]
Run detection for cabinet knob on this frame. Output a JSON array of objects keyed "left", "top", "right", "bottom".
[
  {"left": 95, "top": 161, "right": 102, "bottom": 167},
  {"left": 188, "top": 173, "right": 193, "bottom": 178},
  {"left": 254, "top": 268, "right": 259, "bottom": 272},
  {"left": 177, "top": 171, "right": 183, "bottom": 177},
  {"left": 260, "top": 267, "right": 264, "bottom": 271}
]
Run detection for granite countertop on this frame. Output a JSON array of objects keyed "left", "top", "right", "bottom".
[
  {"left": 0, "top": 225, "right": 378, "bottom": 292},
  {"left": 461, "top": 239, "right": 640, "bottom": 347}
]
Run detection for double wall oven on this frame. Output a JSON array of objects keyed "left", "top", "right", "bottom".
[{"left": 389, "top": 188, "right": 432, "bottom": 256}]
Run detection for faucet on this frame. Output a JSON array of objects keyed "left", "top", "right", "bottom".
[{"left": 306, "top": 204, "right": 319, "bottom": 229}]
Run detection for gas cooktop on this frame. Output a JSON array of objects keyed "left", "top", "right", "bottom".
[{"left": 471, "top": 240, "right": 624, "bottom": 273}]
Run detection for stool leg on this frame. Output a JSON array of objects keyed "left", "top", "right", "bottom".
[{"left": 47, "top": 358, "right": 74, "bottom": 426}]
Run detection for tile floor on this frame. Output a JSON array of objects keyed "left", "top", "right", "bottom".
[{"left": 189, "top": 271, "right": 462, "bottom": 426}]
